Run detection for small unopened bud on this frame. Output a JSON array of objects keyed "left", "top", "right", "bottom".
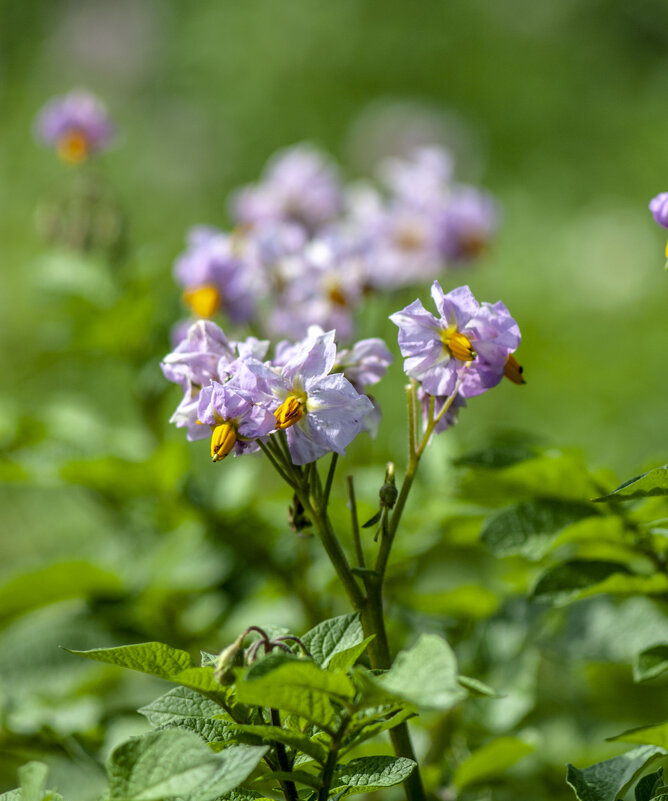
[
  {"left": 213, "top": 631, "right": 246, "bottom": 685},
  {"left": 379, "top": 462, "right": 398, "bottom": 509}
]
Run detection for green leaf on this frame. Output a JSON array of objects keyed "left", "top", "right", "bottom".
[
  {"left": 453, "top": 737, "right": 534, "bottom": 790},
  {"left": 593, "top": 466, "right": 668, "bottom": 502},
  {"left": 327, "top": 636, "right": 375, "bottom": 672},
  {"left": 481, "top": 498, "right": 598, "bottom": 560},
  {"left": 342, "top": 707, "right": 415, "bottom": 752},
  {"left": 609, "top": 722, "right": 668, "bottom": 750},
  {"left": 0, "top": 561, "right": 122, "bottom": 623},
  {"left": 454, "top": 443, "right": 538, "bottom": 469},
  {"left": 331, "top": 756, "right": 416, "bottom": 797},
  {"left": 266, "top": 770, "right": 321, "bottom": 790},
  {"left": 566, "top": 745, "right": 666, "bottom": 801},
  {"left": 361, "top": 510, "right": 382, "bottom": 528},
  {"left": 531, "top": 560, "right": 634, "bottom": 605},
  {"left": 235, "top": 660, "right": 355, "bottom": 728},
  {"left": 378, "top": 634, "right": 467, "bottom": 711},
  {"left": 107, "top": 728, "right": 267, "bottom": 801},
  {"left": 635, "top": 769, "right": 664, "bottom": 801},
  {"left": 65, "top": 641, "right": 193, "bottom": 678},
  {"left": 226, "top": 724, "right": 328, "bottom": 765},
  {"left": 634, "top": 645, "right": 668, "bottom": 682},
  {"left": 301, "top": 614, "right": 365, "bottom": 668},
  {"left": 458, "top": 675, "right": 499, "bottom": 698},
  {"left": 0, "top": 791, "right": 21, "bottom": 801},
  {"left": 138, "top": 687, "right": 222, "bottom": 727},
  {"left": 18, "top": 762, "right": 49, "bottom": 801}
]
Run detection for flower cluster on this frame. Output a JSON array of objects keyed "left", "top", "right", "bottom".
[
  {"left": 161, "top": 321, "right": 390, "bottom": 465},
  {"left": 35, "top": 90, "right": 114, "bottom": 164},
  {"left": 391, "top": 281, "right": 523, "bottom": 432},
  {"left": 170, "top": 142, "right": 499, "bottom": 344}
]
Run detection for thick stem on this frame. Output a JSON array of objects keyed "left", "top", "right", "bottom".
[
  {"left": 270, "top": 708, "right": 299, "bottom": 801},
  {"left": 317, "top": 715, "right": 350, "bottom": 801}
]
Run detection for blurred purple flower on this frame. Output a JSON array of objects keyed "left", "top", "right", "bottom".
[
  {"left": 174, "top": 227, "right": 259, "bottom": 324},
  {"left": 231, "top": 143, "right": 343, "bottom": 232},
  {"left": 649, "top": 192, "right": 668, "bottom": 230},
  {"left": 35, "top": 89, "right": 114, "bottom": 163},
  {"left": 439, "top": 187, "right": 499, "bottom": 262},
  {"left": 418, "top": 387, "right": 466, "bottom": 434}
]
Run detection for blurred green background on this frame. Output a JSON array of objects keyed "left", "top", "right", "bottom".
[{"left": 1, "top": 1, "right": 668, "bottom": 799}]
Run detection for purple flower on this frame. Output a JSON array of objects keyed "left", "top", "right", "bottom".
[
  {"left": 174, "top": 227, "right": 259, "bottom": 324},
  {"left": 649, "top": 193, "right": 668, "bottom": 230},
  {"left": 379, "top": 146, "right": 453, "bottom": 210},
  {"left": 231, "top": 144, "right": 343, "bottom": 232},
  {"left": 334, "top": 338, "right": 393, "bottom": 393},
  {"left": 197, "top": 378, "right": 276, "bottom": 461},
  {"left": 161, "top": 321, "right": 270, "bottom": 440},
  {"left": 389, "top": 281, "right": 521, "bottom": 398},
  {"left": 438, "top": 187, "right": 499, "bottom": 263},
  {"left": 418, "top": 388, "right": 466, "bottom": 434},
  {"left": 35, "top": 90, "right": 114, "bottom": 163},
  {"left": 246, "top": 329, "right": 373, "bottom": 465}
]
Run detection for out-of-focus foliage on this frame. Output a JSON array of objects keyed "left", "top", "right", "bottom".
[{"left": 2, "top": 1, "right": 668, "bottom": 800}]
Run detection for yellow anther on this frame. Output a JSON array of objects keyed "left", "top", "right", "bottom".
[
  {"left": 442, "top": 329, "right": 476, "bottom": 361},
  {"left": 503, "top": 353, "right": 525, "bottom": 385},
  {"left": 274, "top": 395, "right": 305, "bottom": 430},
  {"left": 57, "top": 130, "right": 90, "bottom": 164},
  {"left": 328, "top": 286, "right": 347, "bottom": 307},
  {"left": 183, "top": 284, "right": 221, "bottom": 318},
  {"left": 211, "top": 422, "right": 237, "bottom": 462}
]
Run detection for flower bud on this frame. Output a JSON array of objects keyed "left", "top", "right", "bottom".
[{"left": 213, "top": 632, "right": 246, "bottom": 685}]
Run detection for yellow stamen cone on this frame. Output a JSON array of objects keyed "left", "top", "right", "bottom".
[
  {"left": 211, "top": 423, "right": 237, "bottom": 462},
  {"left": 504, "top": 353, "right": 525, "bottom": 385},
  {"left": 275, "top": 395, "right": 304, "bottom": 430},
  {"left": 57, "top": 130, "right": 90, "bottom": 164},
  {"left": 183, "top": 284, "right": 221, "bottom": 318},
  {"left": 444, "top": 330, "right": 477, "bottom": 361}
]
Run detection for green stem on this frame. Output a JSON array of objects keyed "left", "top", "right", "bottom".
[
  {"left": 270, "top": 708, "right": 299, "bottom": 801},
  {"left": 347, "top": 475, "right": 366, "bottom": 568},
  {"left": 322, "top": 453, "right": 338, "bottom": 509},
  {"left": 317, "top": 715, "right": 350, "bottom": 801}
]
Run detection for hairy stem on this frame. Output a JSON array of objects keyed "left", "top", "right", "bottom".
[{"left": 347, "top": 475, "right": 366, "bottom": 569}]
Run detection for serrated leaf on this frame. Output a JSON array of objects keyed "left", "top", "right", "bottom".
[
  {"left": 301, "top": 614, "right": 365, "bottom": 668},
  {"left": 227, "top": 724, "right": 328, "bottom": 764},
  {"left": 66, "top": 642, "right": 192, "bottom": 678},
  {"left": 139, "top": 687, "right": 221, "bottom": 727},
  {"left": 331, "top": 756, "right": 415, "bottom": 797},
  {"left": 609, "top": 722, "right": 668, "bottom": 750},
  {"left": 378, "top": 634, "right": 467, "bottom": 711},
  {"left": 107, "top": 728, "right": 267, "bottom": 801},
  {"left": 593, "top": 466, "right": 668, "bottom": 502},
  {"left": 481, "top": 498, "right": 598, "bottom": 560},
  {"left": 327, "top": 637, "right": 375, "bottom": 672},
  {"left": 235, "top": 660, "right": 354, "bottom": 728},
  {"left": 454, "top": 737, "right": 534, "bottom": 790},
  {"left": 531, "top": 560, "right": 634, "bottom": 605},
  {"left": 566, "top": 745, "right": 666, "bottom": 801},
  {"left": 634, "top": 645, "right": 668, "bottom": 682}
]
